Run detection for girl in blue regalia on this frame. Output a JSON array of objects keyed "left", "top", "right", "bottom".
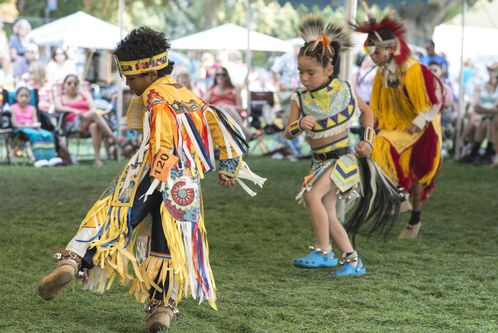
[{"left": 285, "top": 14, "right": 400, "bottom": 276}]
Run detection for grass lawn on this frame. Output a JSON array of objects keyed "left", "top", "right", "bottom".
[{"left": 0, "top": 156, "right": 496, "bottom": 333}]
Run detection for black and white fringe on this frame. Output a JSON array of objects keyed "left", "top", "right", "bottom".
[{"left": 344, "top": 157, "right": 401, "bottom": 246}]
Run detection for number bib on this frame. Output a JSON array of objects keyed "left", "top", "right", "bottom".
[{"left": 151, "top": 148, "right": 179, "bottom": 183}]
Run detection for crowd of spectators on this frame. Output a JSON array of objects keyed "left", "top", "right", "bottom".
[
  {"left": 417, "top": 40, "right": 498, "bottom": 168},
  {"left": 1, "top": 18, "right": 497, "bottom": 168},
  {"left": 0, "top": 19, "right": 137, "bottom": 167}
]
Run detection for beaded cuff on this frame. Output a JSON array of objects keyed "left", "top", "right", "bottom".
[
  {"left": 288, "top": 119, "right": 303, "bottom": 138},
  {"left": 218, "top": 156, "right": 242, "bottom": 178},
  {"left": 361, "top": 126, "right": 375, "bottom": 149}
]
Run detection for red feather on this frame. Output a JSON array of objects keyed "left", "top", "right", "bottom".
[{"left": 420, "top": 65, "right": 445, "bottom": 112}]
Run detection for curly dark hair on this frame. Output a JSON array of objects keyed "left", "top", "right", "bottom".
[{"left": 113, "top": 26, "right": 175, "bottom": 77}]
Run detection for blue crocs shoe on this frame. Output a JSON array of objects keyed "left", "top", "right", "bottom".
[
  {"left": 293, "top": 249, "right": 338, "bottom": 268},
  {"left": 330, "top": 258, "right": 366, "bottom": 276}
]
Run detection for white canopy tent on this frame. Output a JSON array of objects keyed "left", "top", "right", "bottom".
[
  {"left": 172, "top": 23, "right": 293, "bottom": 52},
  {"left": 29, "top": 11, "right": 122, "bottom": 50},
  {"left": 433, "top": 24, "right": 498, "bottom": 70}
]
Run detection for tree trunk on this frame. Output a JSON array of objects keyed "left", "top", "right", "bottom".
[
  {"left": 398, "top": 0, "right": 480, "bottom": 46},
  {"left": 203, "top": 0, "right": 220, "bottom": 29}
]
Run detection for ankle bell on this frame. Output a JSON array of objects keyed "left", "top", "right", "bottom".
[
  {"left": 145, "top": 299, "right": 178, "bottom": 316},
  {"left": 53, "top": 247, "right": 83, "bottom": 275},
  {"left": 308, "top": 245, "right": 332, "bottom": 256},
  {"left": 339, "top": 250, "right": 358, "bottom": 265}
]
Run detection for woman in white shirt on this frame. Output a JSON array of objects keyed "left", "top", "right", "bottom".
[{"left": 46, "top": 47, "right": 77, "bottom": 84}]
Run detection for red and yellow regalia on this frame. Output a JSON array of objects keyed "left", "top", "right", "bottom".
[{"left": 354, "top": 15, "right": 444, "bottom": 200}]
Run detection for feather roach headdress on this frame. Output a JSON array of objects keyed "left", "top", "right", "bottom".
[
  {"left": 297, "top": 14, "right": 353, "bottom": 66},
  {"left": 352, "top": 12, "right": 411, "bottom": 66}
]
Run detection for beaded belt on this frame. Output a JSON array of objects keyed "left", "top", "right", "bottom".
[{"left": 312, "top": 147, "right": 354, "bottom": 161}]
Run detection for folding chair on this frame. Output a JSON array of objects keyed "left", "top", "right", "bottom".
[
  {"left": 0, "top": 127, "right": 15, "bottom": 165},
  {"left": 52, "top": 82, "right": 95, "bottom": 162}
]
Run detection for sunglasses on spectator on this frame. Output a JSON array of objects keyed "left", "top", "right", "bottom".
[{"left": 216, "top": 73, "right": 227, "bottom": 77}]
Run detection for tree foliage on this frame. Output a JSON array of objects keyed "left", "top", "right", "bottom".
[
  {"left": 396, "top": 0, "right": 482, "bottom": 45},
  {"left": 7, "top": 0, "right": 488, "bottom": 46}
]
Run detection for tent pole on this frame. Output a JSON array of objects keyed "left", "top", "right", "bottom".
[
  {"left": 245, "top": 0, "right": 252, "bottom": 122},
  {"left": 116, "top": 0, "right": 125, "bottom": 161},
  {"left": 83, "top": 49, "right": 95, "bottom": 81},
  {"left": 340, "top": 0, "right": 357, "bottom": 82},
  {"left": 455, "top": 0, "right": 467, "bottom": 160},
  {"left": 337, "top": 0, "right": 357, "bottom": 224}
]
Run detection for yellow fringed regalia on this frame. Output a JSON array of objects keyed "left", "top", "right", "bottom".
[{"left": 65, "top": 75, "right": 265, "bottom": 310}]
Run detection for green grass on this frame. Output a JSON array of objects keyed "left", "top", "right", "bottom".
[{"left": 0, "top": 157, "right": 497, "bottom": 333}]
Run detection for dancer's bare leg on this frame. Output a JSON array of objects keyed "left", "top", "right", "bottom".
[
  {"left": 88, "top": 122, "right": 103, "bottom": 167},
  {"left": 302, "top": 174, "right": 333, "bottom": 249},
  {"left": 322, "top": 190, "right": 357, "bottom": 267},
  {"left": 411, "top": 183, "right": 424, "bottom": 212},
  {"left": 81, "top": 111, "right": 122, "bottom": 144}
]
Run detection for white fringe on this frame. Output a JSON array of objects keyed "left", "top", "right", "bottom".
[
  {"left": 295, "top": 187, "right": 307, "bottom": 204},
  {"left": 214, "top": 106, "right": 247, "bottom": 141},
  {"left": 82, "top": 266, "right": 108, "bottom": 294},
  {"left": 180, "top": 113, "right": 211, "bottom": 171},
  {"left": 236, "top": 161, "right": 267, "bottom": 197},
  {"left": 135, "top": 216, "right": 152, "bottom": 264},
  {"left": 178, "top": 222, "right": 216, "bottom": 303}
]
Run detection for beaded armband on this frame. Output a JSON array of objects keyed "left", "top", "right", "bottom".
[
  {"left": 288, "top": 119, "right": 303, "bottom": 138},
  {"left": 361, "top": 126, "right": 375, "bottom": 149}
]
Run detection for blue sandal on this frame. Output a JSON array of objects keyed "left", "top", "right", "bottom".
[
  {"left": 293, "top": 247, "right": 338, "bottom": 268},
  {"left": 331, "top": 258, "right": 366, "bottom": 276}
]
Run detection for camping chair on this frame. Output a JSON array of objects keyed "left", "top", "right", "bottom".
[
  {"left": 0, "top": 88, "right": 46, "bottom": 166},
  {"left": 52, "top": 81, "right": 99, "bottom": 162},
  {"left": 0, "top": 120, "right": 15, "bottom": 165}
]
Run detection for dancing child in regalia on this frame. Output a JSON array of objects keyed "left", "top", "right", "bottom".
[
  {"left": 286, "top": 15, "right": 401, "bottom": 276},
  {"left": 38, "top": 27, "right": 266, "bottom": 332},
  {"left": 352, "top": 6, "right": 445, "bottom": 239}
]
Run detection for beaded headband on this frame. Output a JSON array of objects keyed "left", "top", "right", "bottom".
[
  {"left": 115, "top": 50, "right": 169, "bottom": 77},
  {"left": 363, "top": 37, "right": 396, "bottom": 55}
]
